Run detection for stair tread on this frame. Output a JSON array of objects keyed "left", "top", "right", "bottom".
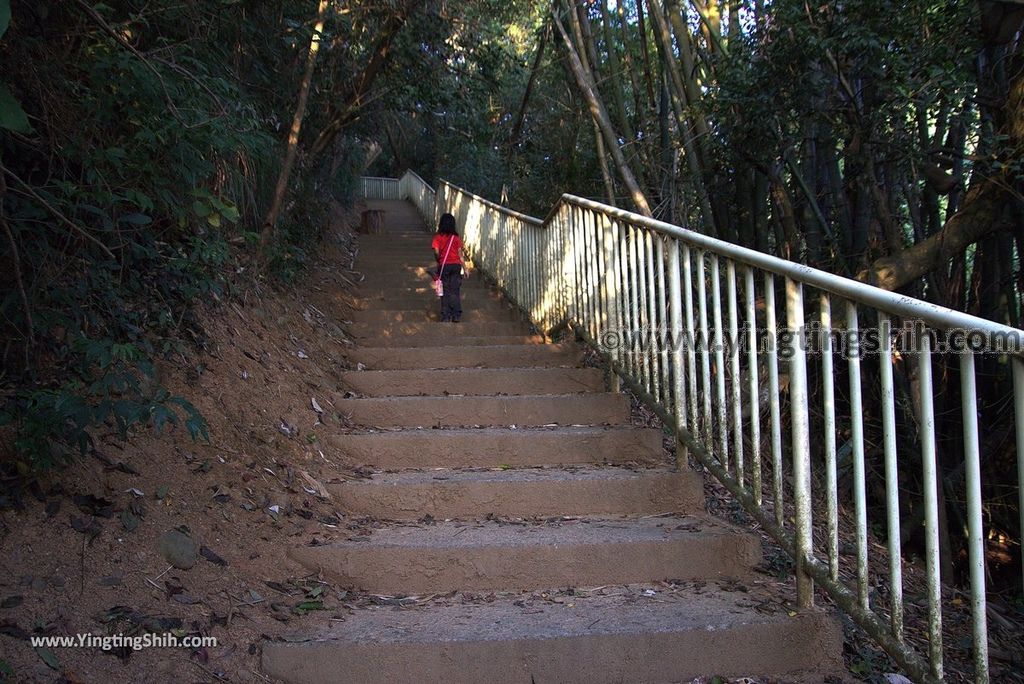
[
  {"left": 341, "top": 424, "right": 649, "bottom": 439},
  {"left": 346, "top": 465, "right": 677, "bottom": 485},
  {"left": 272, "top": 585, "right": 826, "bottom": 646},
  {"left": 312, "top": 515, "right": 740, "bottom": 549}
]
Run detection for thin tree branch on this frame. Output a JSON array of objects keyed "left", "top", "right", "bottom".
[
  {"left": 0, "top": 166, "right": 34, "bottom": 357},
  {"left": 0, "top": 163, "right": 117, "bottom": 261}
]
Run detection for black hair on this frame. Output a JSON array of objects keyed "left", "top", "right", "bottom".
[{"left": 438, "top": 213, "right": 458, "bottom": 236}]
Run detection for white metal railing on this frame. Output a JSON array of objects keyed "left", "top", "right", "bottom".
[
  {"left": 360, "top": 175, "right": 401, "bottom": 200},
  {"left": 432, "top": 178, "right": 1024, "bottom": 684},
  {"left": 398, "top": 169, "right": 437, "bottom": 227}
]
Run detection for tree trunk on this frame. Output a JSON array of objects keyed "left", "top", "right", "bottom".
[
  {"left": 510, "top": 24, "right": 549, "bottom": 149},
  {"left": 553, "top": 6, "right": 653, "bottom": 217},
  {"left": 259, "top": 0, "right": 330, "bottom": 255},
  {"left": 308, "top": 0, "right": 421, "bottom": 159}
]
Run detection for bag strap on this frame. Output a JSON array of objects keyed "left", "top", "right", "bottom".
[{"left": 437, "top": 235, "right": 455, "bottom": 277}]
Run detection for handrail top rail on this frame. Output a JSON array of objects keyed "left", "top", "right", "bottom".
[
  {"left": 439, "top": 175, "right": 1024, "bottom": 342},
  {"left": 360, "top": 175, "right": 401, "bottom": 182},
  {"left": 439, "top": 179, "right": 544, "bottom": 226},
  {"left": 401, "top": 169, "right": 435, "bottom": 193},
  {"left": 555, "top": 193, "right": 1024, "bottom": 341}
]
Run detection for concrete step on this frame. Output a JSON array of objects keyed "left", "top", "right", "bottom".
[
  {"left": 357, "top": 252, "right": 439, "bottom": 261},
  {"left": 355, "top": 334, "right": 545, "bottom": 348},
  {"left": 355, "top": 265, "right": 483, "bottom": 279},
  {"left": 289, "top": 517, "right": 761, "bottom": 594},
  {"left": 349, "top": 308, "right": 519, "bottom": 324},
  {"left": 339, "top": 367, "right": 605, "bottom": 396},
  {"left": 262, "top": 589, "right": 843, "bottom": 684},
  {"left": 358, "top": 231, "right": 430, "bottom": 239},
  {"left": 335, "top": 393, "right": 629, "bottom": 428},
  {"left": 355, "top": 278, "right": 491, "bottom": 291},
  {"left": 328, "top": 426, "right": 663, "bottom": 468},
  {"left": 350, "top": 344, "right": 581, "bottom": 370},
  {"left": 348, "top": 321, "right": 531, "bottom": 341},
  {"left": 331, "top": 467, "right": 704, "bottom": 519},
  {"left": 353, "top": 289, "right": 503, "bottom": 309}
]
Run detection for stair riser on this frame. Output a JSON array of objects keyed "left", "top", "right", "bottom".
[
  {"left": 328, "top": 428, "right": 661, "bottom": 468},
  {"left": 291, "top": 536, "right": 761, "bottom": 594},
  {"left": 336, "top": 394, "right": 628, "bottom": 428},
  {"left": 262, "top": 612, "right": 841, "bottom": 684},
  {"left": 348, "top": 309, "right": 519, "bottom": 324},
  {"left": 348, "top": 322, "right": 529, "bottom": 339},
  {"left": 332, "top": 472, "right": 704, "bottom": 520},
  {"left": 355, "top": 280, "right": 491, "bottom": 292},
  {"left": 355, "top": 335, "right": 545, "bottom": 348},
  {"left": 338, "top": 368, "right": 605, "bottom": 396},
  {"left": 353, "top": 292, "right": 505, "bottom": 307},
  {"left": 350, "top": 346, "right": 581, "bottom": 369}
]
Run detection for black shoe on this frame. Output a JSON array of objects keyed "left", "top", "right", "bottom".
[{"left": 452, "top": 318, "right": 461, "bottom": 323}]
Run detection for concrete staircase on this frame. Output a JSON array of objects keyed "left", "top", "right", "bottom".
[{"left": 263, "top": 200, "right": 842, "bottom": 684}]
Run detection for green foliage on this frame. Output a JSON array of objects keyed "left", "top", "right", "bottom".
[
  {"left": 0, "top": 81, "right": 29, "bottom": 133},
  {"left": 0, "top": 0, "right": 362, "bottom": 471}
]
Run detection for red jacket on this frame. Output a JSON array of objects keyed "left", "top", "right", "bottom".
[{"left": 432, "top": 234, "right": 463, "bottom": 265}]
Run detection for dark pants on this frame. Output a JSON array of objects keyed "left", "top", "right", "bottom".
[{"left": 439, "top": 264, "right": 462, "bottom": 321}]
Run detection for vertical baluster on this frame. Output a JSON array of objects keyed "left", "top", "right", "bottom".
[
  {"left": 918, "top": 336, "right": 944, "bottom": 680},
  {"left": 745, "top": 267, "right": 761, "bottom": 504},
  {"left": 879, "top": 313, "right": 904, "bottom": 641},
  {"left": 683, "top": 246, "right": 698, "bottom": 436},
  {"left": 655, "top": 236, "right": 669, "bottom": 408},
  {"left": 532, "top": 226, "right": 540, "bottom": 322},
  {"left": 786, "top": 278, "right": 813, "bottom": 608},
  {"left": 697, "top": 252, "right": 713, "bottom": 455},
  {"left": 765, "top": 273, "right": 783, "bottom": 528},
  {"left": 646, "top": 231, "right": 662, "bottom": 401},
  {"left": 847, "top": 302, "right": 869, "bottom": 610},
  {"left": 606, "top": 217, "right": 623, "bottom": 372},
  {"left": 618, "top": 224, "right": 632, "bottom": 379},
  {"left": 595, "top": 213, "right": 609, "bottom": 335},
  {"left": 711, "top": 255, "right": 729, "bottom": 470},
  {"left": 587, "top": 211, "right": 600, "bottom": 340},
  {"left": 636, "top": 230, "right": 651, "bottom": 393},
  {"left": 1014, "top": 356, "right": 1024, "bottom": 594},
  {"left": 960, "top": 352, "right": 989, "bottom": 684},
  {"left": 627, "top": 226, "right": 642, "bottom": 385},
  {"left": 572, "top": 208, "right": 583, "bottom": 327},
  {"left": 667, "top": 239, "right": 685, "bottom": 457},
  {"left": 821, "top": 294, "right": 839, "bottom": 582},
  {"left": 727, "top": 260, "right": 744, "bottom": 488}
]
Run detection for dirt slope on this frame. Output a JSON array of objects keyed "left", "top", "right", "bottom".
[{"left": 0, "top": 206, "right": 385, "bottom": 683}]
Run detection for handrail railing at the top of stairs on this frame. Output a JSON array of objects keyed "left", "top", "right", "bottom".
[{"left": 425, "top": 177, "right": 1024, "bottom": 684}]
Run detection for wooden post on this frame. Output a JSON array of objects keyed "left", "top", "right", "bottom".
[{"left": 360, "top": 210, "right": 385, "bottom": 234}]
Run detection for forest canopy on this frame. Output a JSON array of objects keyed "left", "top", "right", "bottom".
[{"left": 1, "top": 0, "right": 1022, "bottom": 501}]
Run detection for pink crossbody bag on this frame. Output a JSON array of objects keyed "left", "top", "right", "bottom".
[{"left": 432, "top": 236, "right": 455, "bottom": 298}]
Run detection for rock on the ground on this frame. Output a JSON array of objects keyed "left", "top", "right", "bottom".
[{"left": 157, "top": 529, "right": 199, "bottom": 569}]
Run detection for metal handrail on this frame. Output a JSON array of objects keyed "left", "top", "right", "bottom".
[{"left": 427, "top": 177, "right": 1024, "bottom": 684}]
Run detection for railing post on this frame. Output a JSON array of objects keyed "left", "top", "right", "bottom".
[
  {"left": 918, "top": 335, "right": 944, "bottom": 680},
  {"left": 727, "top": 260, "right": 743, "bottom": 489},
  {"left": 960, "top": 352, "right": 990, "bottom": 684},
  {"left": 765, "top": 273, "right": 784, "bottom": 528},
  {"left": 1014, "top": 356, "right": 1024, "bottom": 596},
  {"left": 821, "top": 294, "right": 839, "bottom": 582},
  {"left": 785, "top": 277, "right": 813, "bottom": 609},
  {"left": 745, "top": 267, "right": 761, "bottom": 504},
  {"left": 667, "top": 238, "right": 686, "bottom": 462},
  {"left": 847, "top": 302, "right": 870, "bottom": 611},
  {"left": 711, "top": 256, "right": 728, "bottom": 469},
  {"left": 879, "top": 313, "right": 904, "bottom": 641},
  {"left": 683, "top": 246, "right": 698, "bottom": 438}
]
